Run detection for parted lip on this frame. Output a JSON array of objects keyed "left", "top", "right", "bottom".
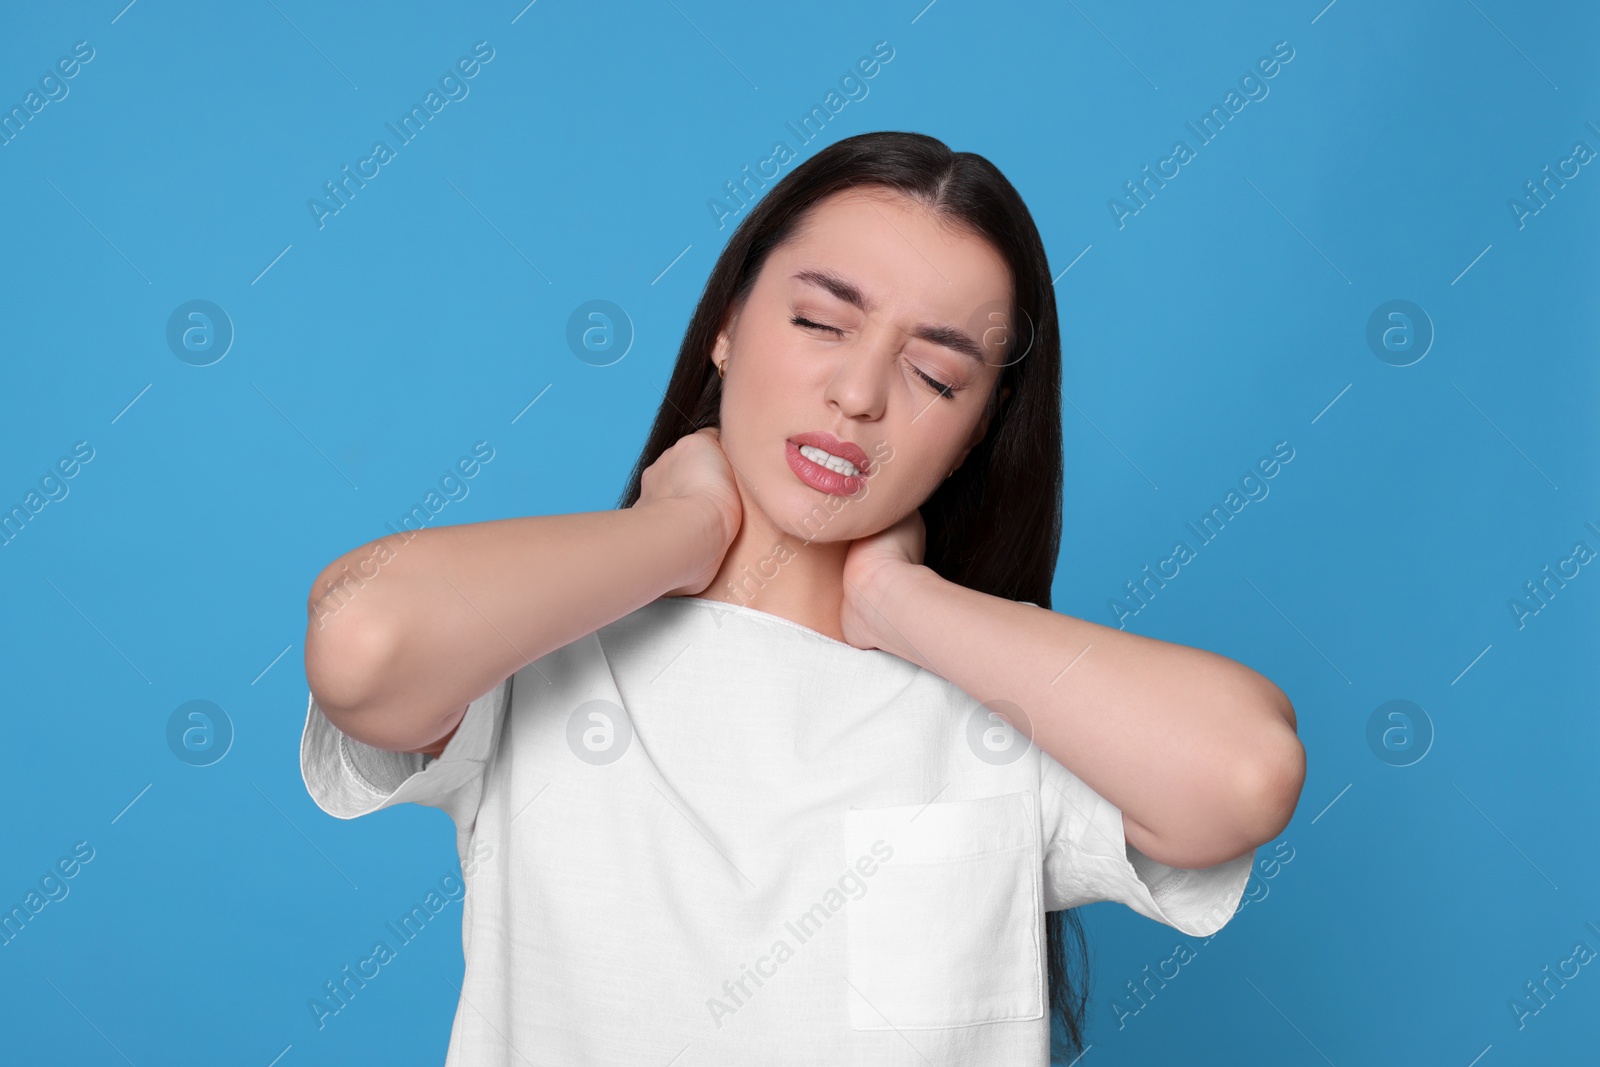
[{"left": 788, "top": 431, "right": 870, "bottom": 475}]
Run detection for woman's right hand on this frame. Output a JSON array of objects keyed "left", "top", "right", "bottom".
[{"left": 637, "top": 426, "right": 743, "bottom": 597}]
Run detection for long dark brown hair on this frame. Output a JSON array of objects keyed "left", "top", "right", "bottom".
[{"left": 615, "top": 130, "right": 1087, "bottom": 1055}]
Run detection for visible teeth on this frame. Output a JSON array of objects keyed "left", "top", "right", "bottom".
[{"left": 798, "top": 443, "right": 860, "bottom": 477}]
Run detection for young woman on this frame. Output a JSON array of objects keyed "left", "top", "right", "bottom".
[{"left": 300, "top": 130, "right": 1304, "bottom": 1066}]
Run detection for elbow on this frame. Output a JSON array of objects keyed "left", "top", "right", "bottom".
[
  {"left": 305, "top": 549, "right": 392, "bottom": 712},
  {"left": 306, "top": 550, "right": 372, "bottom": 622},
  {"left": 1235, "top": 725, "right": 1306, "bottom": 852},
  {"left": 1271, "top": 683, "right": 1298, "bottom": 734},
  {"left": 304, "top": 603, "right": 393, "bottom": 730},
  {"left": 1228, "top": 678, "right": 1302, "bottom": 850},
  {"left": 1159, "top": 736, "right": 1303, "bottom": 871},
  {"left": 1247, "top": 672, "right": 1297, "bottom": 734},
  {"left": 1143, "top": 694, "right": 1305, "bottom": 871},
  {"left": 1141, "top": 681, "right": 1305, "bottom": 870},
  {"left": 1188, "top": 683, "right": 1304, "bottom": 868}
]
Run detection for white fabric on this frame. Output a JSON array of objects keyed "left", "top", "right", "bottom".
[{"left": 300, "top": 595, "right": 1255, "bottom": 1065}]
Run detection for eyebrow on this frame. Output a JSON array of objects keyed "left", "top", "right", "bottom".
[{"left": 791, "top": 268, "right": 987, "bottom": 363}]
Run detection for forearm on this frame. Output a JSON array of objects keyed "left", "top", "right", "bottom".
[
  {"left": 862, "top": 563, "right": 1303, "bottom": 869},
  {"left": 304, "top": 499, "right": 723, "bottom": 751}
]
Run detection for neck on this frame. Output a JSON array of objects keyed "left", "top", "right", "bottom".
[{"left": 690, "top": 496, "right": 853, "bottom": 642}]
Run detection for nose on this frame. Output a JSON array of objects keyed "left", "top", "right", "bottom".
[{"left": 821, "top": 335, "right": 892, "bottom": 421}]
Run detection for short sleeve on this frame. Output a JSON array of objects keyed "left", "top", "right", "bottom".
[
  {"left": 1038, "top": 749, "right": 1254, "bottom": 937},
  {"left": 299, "top": 674, "right": 513, "bottom": 844}
]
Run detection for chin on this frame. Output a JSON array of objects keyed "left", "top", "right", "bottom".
[{"left": 769, "top": 490, "right": 875, "bottom": 544}]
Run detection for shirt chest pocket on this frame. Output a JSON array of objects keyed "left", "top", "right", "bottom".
[{"left": 841, "top": 791, "right": 1045, "bottom": 1030}]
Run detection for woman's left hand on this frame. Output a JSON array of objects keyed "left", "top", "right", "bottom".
[{"left": 840, "top": 507, "right": 926, "bottom": 651}]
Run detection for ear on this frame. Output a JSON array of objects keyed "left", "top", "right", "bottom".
[{"left": 711, "top": 305, "right": 742, "bottom": 371}]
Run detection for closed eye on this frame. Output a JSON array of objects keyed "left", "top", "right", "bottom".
[
  {"left": 791, "top": 314, "right": 841, "bottom": 336},
  {"left": 790, "top": 315, "right": 958, "bottom": 400}
]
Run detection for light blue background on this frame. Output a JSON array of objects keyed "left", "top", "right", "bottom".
[{"left": 2, "top": 1, "right": 1596, "bottom": 1064}]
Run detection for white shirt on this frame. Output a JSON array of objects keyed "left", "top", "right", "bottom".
[{"left": 300, "top": 594, "right": 1254, "bottom": 1065}]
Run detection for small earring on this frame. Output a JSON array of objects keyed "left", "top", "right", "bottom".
[
  {"left": 945, "top": 468, "right": 956, "bottom": 480},
  {"left": 717, "top": 359, "right": 727, "bottom": 380}
]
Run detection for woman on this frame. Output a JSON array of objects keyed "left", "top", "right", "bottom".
[{"left": 300, "top": 130, "right": 1304, "bottom": 1065}]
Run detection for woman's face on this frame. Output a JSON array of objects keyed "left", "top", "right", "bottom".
[{"left": 712, "top": 186, "right": 1015, "bottom": 545}]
